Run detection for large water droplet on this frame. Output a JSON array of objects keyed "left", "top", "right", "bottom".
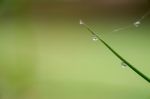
[
  {"left": 134, "top": 21, "right": 140, "bottom": 27},
  {"left": 121, "top": 62, "right": 127, "bottom": 68},
  {"left": 92, "top": 36, "right": 98, "bottom": 41}
]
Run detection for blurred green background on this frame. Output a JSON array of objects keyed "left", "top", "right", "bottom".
[{"left": 0, "top": 0, "right": 150, "bottom": 99}]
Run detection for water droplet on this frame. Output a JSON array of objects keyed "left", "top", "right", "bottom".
[
  {"left": 92, "top": 36, "right": 98, "bottom": 41},
  {"left": 79, "top": 20, "right": 84, "bottom": 25},
  {"left": 134, "top": 21, "right": 140, "bottom": 27},
  {"left": 121, "top": 62, "right": 127, "bottom": 68}
]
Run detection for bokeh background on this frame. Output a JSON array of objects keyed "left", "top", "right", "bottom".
[{"left": 0, "top": 0, "right": 150, "bottom": 99}]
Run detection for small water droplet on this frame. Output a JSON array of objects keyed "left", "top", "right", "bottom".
[
  {"left": 79, "top": 20, "right": 84, "bottom": 25},
  {"left": 134, "top": 21, "right": 140, "bottom": 27},
  {"left": 121, "top": 62, "right": 127, "bottom": 68},
  {"left": 92, "top": 36, "right": 98, "bottom": 41}
]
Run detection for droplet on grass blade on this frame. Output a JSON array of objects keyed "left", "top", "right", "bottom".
[
  {"left": 79, "top": 20, "right": 84, "bottom": 25},
  {"left": 134, "top": 21, "right": 140, "bottom": 27},
  {"left": 92, "top": 36, "right": 98, "bottom": 41},
  {"left": 121, "top": 62, "right": 127, "bottom": 68}
]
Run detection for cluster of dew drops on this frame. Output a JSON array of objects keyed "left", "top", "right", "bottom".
[
  {"left": 79, "top": 9, "right": 150, "bottom": 68},
  {"left": 79, "top": 19, "right": 141, "bottom": 68},
  {"left": 92, "top": 21, "right": 141, "bottom": 41},
  {"left": 80, "top": 19, "right": 141, "bottom": 41}
]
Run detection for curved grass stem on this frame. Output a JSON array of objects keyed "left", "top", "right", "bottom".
[{"left": 80, "top": 20, "right": 150, "bottom": 83}]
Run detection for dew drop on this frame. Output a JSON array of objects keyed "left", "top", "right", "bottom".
[
  {"left": 92, "top": 36, "right": 98, "bottom": 41},
  {"left": 121, "top": 62, "right": 127, "bottom": 68},
  {"left": 134, "top": 21, "right": 140, "bottom": 27},
  {"left": 79, "top": 20, "right": 84, "bottom": 25}
]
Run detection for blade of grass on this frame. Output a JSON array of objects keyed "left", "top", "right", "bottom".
[{"left": 80, "top": 20, "right": 150, "bottom": 83}]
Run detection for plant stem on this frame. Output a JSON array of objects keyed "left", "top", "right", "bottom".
[{"left": 81, "top": 21, "right": 150, "bottom": 83}]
